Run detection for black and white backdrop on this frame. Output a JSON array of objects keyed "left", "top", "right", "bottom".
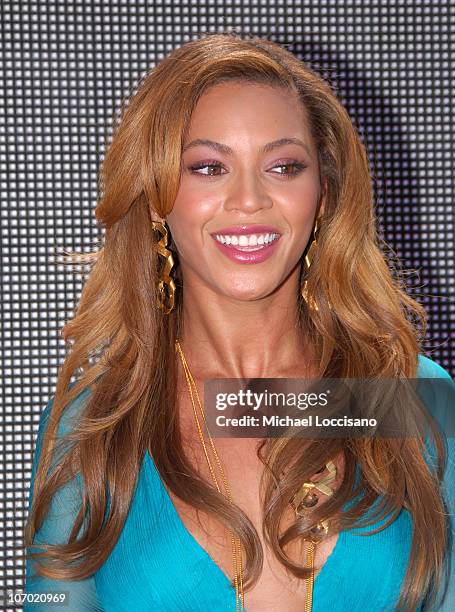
[{"left": 1, "top": 1, "right": 453, "bottom": 608}]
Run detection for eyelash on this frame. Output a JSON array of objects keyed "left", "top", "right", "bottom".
[{"left": 188, "top": 160, "right": 307, "bottom": 179}]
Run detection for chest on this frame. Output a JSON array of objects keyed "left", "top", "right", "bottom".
[
  {"left": 94, "top": 442, "right": 415, "bottom": 612},
  {"left": 165, "top": 418, "right": 346, "bottom": 611}
]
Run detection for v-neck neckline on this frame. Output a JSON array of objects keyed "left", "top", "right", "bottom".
[{"left": 144, "top": 449, "right": 352, "bottom": 610}]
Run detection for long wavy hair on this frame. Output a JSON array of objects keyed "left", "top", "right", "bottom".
[{"left": 25, "top": 32, "right": 450, "bottom": 611}]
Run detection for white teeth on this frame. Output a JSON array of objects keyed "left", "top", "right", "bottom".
[{"left": 214, "top": 232, "right": 279, "bottom": 248}]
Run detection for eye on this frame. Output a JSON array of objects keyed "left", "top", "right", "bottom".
[
  {"left": 187, "top": 159, "right": 307, "bottom": 178},
  {"left": 188, "top": 161, "right": 227, "bottom": 177},
  {"left": 269, "top": 161, "right": 307, "bottom": 178}
]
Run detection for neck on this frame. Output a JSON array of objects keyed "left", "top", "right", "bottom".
[{"left": 177, "top": 268, "right": 316, "bottom": 379}]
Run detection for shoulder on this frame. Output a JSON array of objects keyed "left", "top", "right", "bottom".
[
  {"left": 415, "top": 355, "right": 454, "bottom": 452},
  {"left": 417, "top": 354, "right": 453, "bottom": 380},
  {"left": 38, "top": 382, "right": 93, "bottom": 439},
  {"left": 416, "top": 355, "right": 455, "bottom": 474},
  {"left": 416, "top": 353, "right": 454, "bottom": 407},
  {"left": 29, "top": 383, "right": 94, "bottom": 515},
  {"left": 33, "top": 383, "right": 94, "bottom": 477}
]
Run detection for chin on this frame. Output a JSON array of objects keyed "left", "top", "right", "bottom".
[{"left": 220, "top": 284, "right": 277, "bottom": 301}]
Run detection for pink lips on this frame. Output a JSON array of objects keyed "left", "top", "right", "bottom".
[{"left": 210, "top": 225, "right": 282, "bottom": 264}]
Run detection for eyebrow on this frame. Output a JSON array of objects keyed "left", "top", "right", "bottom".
[{"left": 182, "top": 137, "right": 312, "bottom": 156}]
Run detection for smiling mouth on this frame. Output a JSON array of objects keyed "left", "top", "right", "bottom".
[{"left": 213, "top": 232, "right": 280, "bottom": 251}]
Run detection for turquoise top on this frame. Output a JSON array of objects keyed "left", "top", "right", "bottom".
[{"left": 25, "top": 355, "right": 455, "bottom": 611}]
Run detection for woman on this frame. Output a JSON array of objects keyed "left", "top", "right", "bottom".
[{"left": 24, "top": 33, "right": 454, "bottom": 611}]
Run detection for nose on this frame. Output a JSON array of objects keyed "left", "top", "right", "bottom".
[{"left": 223, "top": 168, "right": 273, "bottom": 214}]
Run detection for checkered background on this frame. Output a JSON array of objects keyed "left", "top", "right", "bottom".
[{"left": 1, "top": 1, "right": 453, "bottom": 608}]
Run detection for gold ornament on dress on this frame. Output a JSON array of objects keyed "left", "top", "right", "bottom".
[{"left": 289, "top": 459, "right": 337, "bottom": 612}]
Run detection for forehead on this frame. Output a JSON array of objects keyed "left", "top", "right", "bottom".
[{"left": 185, "top": 81, "right": 314, "bottom": 149}]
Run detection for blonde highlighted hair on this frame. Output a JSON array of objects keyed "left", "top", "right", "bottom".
[{"left": 25, "top": 32, "right": 449, "bottom": 611}]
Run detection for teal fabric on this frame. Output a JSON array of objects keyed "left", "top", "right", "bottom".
[{"left": 25, "top": 355, "right": 455, "bottom": 611}]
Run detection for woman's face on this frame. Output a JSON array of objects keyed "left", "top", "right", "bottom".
[{"left": 164, "top": 81, "right": 325, "bottom": 301}]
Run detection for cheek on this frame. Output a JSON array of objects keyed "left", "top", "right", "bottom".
[
  {"left": 275, "top": 169, "right": 321, "bottom": 210},
  {"left": 167, "top": 195, "right": 215, "bottom": 257},
  {"left": 282, "top": 195, "right": 319, "bottom": 236}
]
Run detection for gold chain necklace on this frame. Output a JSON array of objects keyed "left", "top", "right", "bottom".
[
  {"left": 175, "top": 339, "right": 337, "bottom": 612},
  {"left": 175, "top": 339, "right": 245, "bottom": 611}
]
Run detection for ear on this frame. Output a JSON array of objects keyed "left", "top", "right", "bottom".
[
  {"left": 318, "top": 178, "right": 327, "bottom": 218},
  {"left": 150, "top": 210, "right": 165, "bottom": 223}
]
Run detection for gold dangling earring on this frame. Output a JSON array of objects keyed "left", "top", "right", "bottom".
[
  {"left": 301, "top": 217, "right": 321, "bottom": 312},
  {"left": 152, "top": 219, "right": 176, "bottom": 314}
]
